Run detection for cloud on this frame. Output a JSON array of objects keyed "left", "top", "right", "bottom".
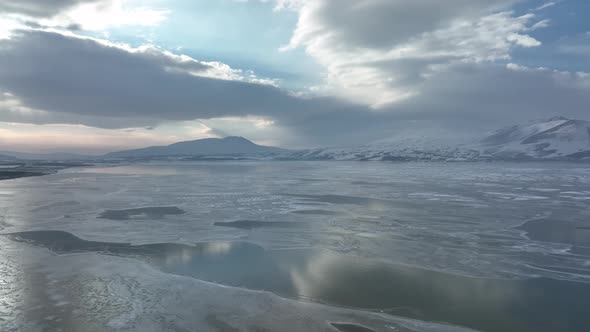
[
  {"left": 42, "top": 0, "right": 170, "bottom": 31},
  {"left": 0, "top": 0, "right": 99, "bottom": 18},
  {"left": 0, "top": 91, "right": 160, "bottom": 128},
  {"left": 0, "top": 6, "right": 589, "bottom": 150},
  {"left": 530, "top": 19, "right": 551, "bottom": 30},
  {"left": 0, "top": 28, "right": 383, "bottom": 146},
  {"left": 535, "top": 2, "right": 557, "bottom": 11},
  {"left": 282, "top": 64, "right": 590, "bottom": 146},
  {"left": 280, "top": 0, "right": 546, "bottom": 107},
  {"left": 0, "top": 29, "right": 300, "bottom": 125},
  {"left": 0, "top": 0, "right": 169, "bottom": 31},
  {"left": 393, "top": 63, "right": 590, "bottom": 124},
  {"left": 284, "top": 0, "right": 522, "bottom": 49}
]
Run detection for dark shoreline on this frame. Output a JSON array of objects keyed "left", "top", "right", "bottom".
[
  {"left": 0, "top": 170, "right": 47, "bottom": 181},
  {"left": 0, "top": 162, "right": 92, "bottom": 181}
]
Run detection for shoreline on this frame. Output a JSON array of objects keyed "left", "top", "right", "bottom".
[
  {"left": 0, "top": 170, "right": 47, "bottom": 181},
  {"left": 0, "top": 162, "right": 92, "bottom": 181}
]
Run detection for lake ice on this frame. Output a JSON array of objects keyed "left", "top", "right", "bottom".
[{"left": 1, "top": 161, "right": 589, "bottom": 332}]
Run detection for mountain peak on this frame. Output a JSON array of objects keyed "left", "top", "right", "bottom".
[{"left": 478, "top": 117, "right": 590, "bottom": 159}]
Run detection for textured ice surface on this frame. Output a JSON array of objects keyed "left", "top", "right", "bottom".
[
  {"left": 0, "top": 236, "right": 475, "bottom": 332},
  {"left": 1, "top": 161, "right": 590, "bottom": 331},
  {"left": 98, "top": 206, "right": 186, "bottom": 220},
  {"left": 6, "top": 230, "right": 590, "bottom": 332},
  {"left": 1, "top": 161, "right": 590, "bottom": 279}
]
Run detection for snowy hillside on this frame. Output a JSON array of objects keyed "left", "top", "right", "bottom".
[
  {"left": 284, "top": 137, "right": 481, "bottom": 162},
  {"left": 284, "top": 117, "right": 590, "bottom": 161},
  {"left": 476, "top": 117, "right": 590, "bottom": 160}
]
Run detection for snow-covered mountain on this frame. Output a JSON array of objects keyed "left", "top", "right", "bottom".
[
  {"left": 105, "top": 136, "right": 285, "bottom": 159},
  {"left": 475, "top": 117, "right": 590, "bottom": 160},
  {"left": 285, "top": 141, "right": 480, "bottom": 162},
  {"left": 4, "top": 118, "right": 587, "bottom": 163},
  {"left": 95, "top": 117, "right": 590, "bottom": 161},
  {"left": 283, "top": 117, "right": 590, "bottom": 162}
]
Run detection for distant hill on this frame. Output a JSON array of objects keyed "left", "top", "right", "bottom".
[
  {"left": 0, "top": 154, "right": 18, "bottom": 161},
  {"left": 0, "top": 151, "right": 91, "bottom": 161},
  {"left": 104, "top": 136, "right": 285, "bottom": 159}
]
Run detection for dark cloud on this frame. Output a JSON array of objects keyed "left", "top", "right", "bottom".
[
  {"left": 282, "top": 62, "right": 590, "bottom": 146},
  {"left": 0, "top": 30, "right": 302, "bottom": 122},
  {"left": 392, "top": 63, "right": 590, "bottom": 124},
  {"left": 0, "top": 29, "right": 378, "bottom": 145},
  {"left": 0, "top": 0, "right": 101, "bottom": 17}
]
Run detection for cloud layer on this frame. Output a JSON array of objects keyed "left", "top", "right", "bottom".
[
  {"left": 0, "top": 30, "right": 299, "bottom": 125},
  {"left": 0, "top": 0, "right": 589, "bottom": 151}
]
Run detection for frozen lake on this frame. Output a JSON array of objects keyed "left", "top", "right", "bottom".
[{"left": 1, "top": 161, "right": 590, "bottom": 332}]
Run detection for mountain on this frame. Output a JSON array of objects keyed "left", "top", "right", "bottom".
[
  {"left": 475, "top": 117, "right": 590, "bottom": 160},
  {"left": 282, "top": 117, "right": 590, "bottom": 162},
  {"left": 105, "top": 136, "right": 285, "bottom": 159},
  {"left": 4, "top": 118, "right": 586, "bottom": 163},
  {"left": 285, "top": 141, "right": 480, "bottom": 162}
]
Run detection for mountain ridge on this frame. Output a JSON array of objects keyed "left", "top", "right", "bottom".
[
  {"left": 283, "top": 117, "right": 590, "bottom": 162},
  {"left": 104, "top": 136, "right": 285, "bottom": 159},
  {"left": 3, "top": 118, "right": 589, "bottom": 162},
  {"left": 475, "top": 117, "right": 590, "bottom": 160}
]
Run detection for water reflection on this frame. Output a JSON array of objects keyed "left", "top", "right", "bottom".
[{"left": 6, "top": 230, "right": 590, "bottom": 332}]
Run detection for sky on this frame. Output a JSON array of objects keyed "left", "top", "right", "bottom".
[{"left": 0, "top": 0, "right": 589, "bottom": 154}]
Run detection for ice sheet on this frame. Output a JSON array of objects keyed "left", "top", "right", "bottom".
[{"left": 1, "top": 161, "right": 590, "bottom": 331}]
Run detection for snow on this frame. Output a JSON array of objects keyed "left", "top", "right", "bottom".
[
  {"left": 284, "top": 117, "right": 590, "bottom": 161},
  {"left": 475, "top": 117, "right": 590, "bottom": 159}
]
